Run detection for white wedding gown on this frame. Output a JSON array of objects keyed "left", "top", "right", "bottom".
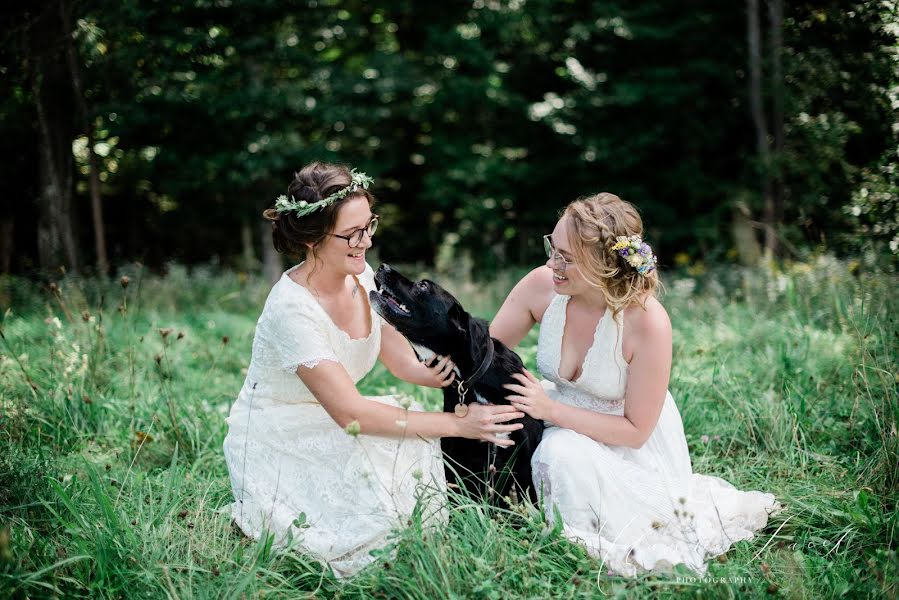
[
  {"left": 222, "top": 262, "right": 445, "bottom": 578},
  {"left": 531, "top": 293, "right": 781, "bottom": 576}
]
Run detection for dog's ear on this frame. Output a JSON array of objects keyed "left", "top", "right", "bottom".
[{"left": 448, "top": 303, "right": 470, "bottom": 335}]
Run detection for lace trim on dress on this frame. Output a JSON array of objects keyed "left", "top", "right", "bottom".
[
  {"left": 293, "top": 356, "right": 340, "bottom": 372},
  {"left": 556, "top": 383, "right": 625, "bottom": 414},
  {"left": 283, "top": 263, "right": 378, "bottom": 343}
]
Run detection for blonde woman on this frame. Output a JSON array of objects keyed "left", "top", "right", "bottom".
[
  {"left": 490, "top": 193, "right": 780, "bottom": 576},
  {"left": 222, "top": 162, "right": 523, "bottom": 578}
]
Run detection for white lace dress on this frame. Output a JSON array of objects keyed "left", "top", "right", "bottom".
[
  {"left": 222, "top": 262, "right": 445, "bottom": 578},
  {"left": 531, "top": 294, "right": 781, "bottom": 576}
]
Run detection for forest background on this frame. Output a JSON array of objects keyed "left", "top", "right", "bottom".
[{"left": 1, "top": 0, "right": 897, "bottom": 278}]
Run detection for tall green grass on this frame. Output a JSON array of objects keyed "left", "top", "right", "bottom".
[{"left": 0, "top": 256, "right": 896, "bottom": 598}]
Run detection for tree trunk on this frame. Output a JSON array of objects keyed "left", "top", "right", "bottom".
[
  {"left": 31, "top": 0, "right": 79, "bottom": 273},
  {"left": 747, "top": 0, "right": 776, "bottom": 256},
  {"left": 768, "top": 0, "right": 785, "bottom": 233},
  {"left": 61, "top": 0, "right": 107, "bottom": 276},
  {"left": 240, "top": 220, "right": 257, "bottom": 271},
  {"left": 732, "top": 197, "right": 762, "bottom": 266},
  {"left": 0, "top": 219, "right": 13, "bottom": 273},
  {"left": 260, "top": 221, "right": 282, "bottom": 284}
]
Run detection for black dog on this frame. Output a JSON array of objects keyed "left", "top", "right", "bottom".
[{"left": 369, "top": 264, "right": 544, "bottom": 503}]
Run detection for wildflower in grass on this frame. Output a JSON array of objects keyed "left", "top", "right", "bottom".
[
  {"left": 701, "top": 435, "right": 710, "bottom": 444},
  {"left": 344, "top": 420, "right": 361, "bottom": 437},
  {"left": 135, "top": 431, "right": 153, "bottom": 443}
]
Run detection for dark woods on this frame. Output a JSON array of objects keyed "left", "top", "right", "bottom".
[{"left": 2, "top": 1, "right": 896, "bottom": 276}]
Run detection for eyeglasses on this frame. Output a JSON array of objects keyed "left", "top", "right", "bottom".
[
  {"left": 330, "top": 215, "right": 379, "bottom": 247},
  {"left": 543, "top": 234, "right": 574, "bottom": 272}
]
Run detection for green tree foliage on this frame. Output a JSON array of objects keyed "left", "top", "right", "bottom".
[
  {"left": 1, "top": 0, "right": 895, "bottom": 273},
  {"left": 780, "top": 2, "right": 897, "bottom": 253}
]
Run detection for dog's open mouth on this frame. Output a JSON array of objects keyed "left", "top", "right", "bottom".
[
  {"left": 376, "top": 286, "right": 410, "bottom": 315},
  {"left": 369, "top": 278, "right": 412, "bottom": 320}
]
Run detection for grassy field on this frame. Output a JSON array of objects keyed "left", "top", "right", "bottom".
[{"left": 0, "top": 257, "right": 896, "bottom": 599}]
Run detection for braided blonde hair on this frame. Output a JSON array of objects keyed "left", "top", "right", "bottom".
[{"left": 563, "top": 193, "right": 660, "bottom": 317}]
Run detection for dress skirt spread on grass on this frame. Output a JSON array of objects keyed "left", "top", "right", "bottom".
[
  {"left": 222, "top": 262, "right": 445, "bottom": 578},
  {"left": 531, "top": 293, "right": 782, "bottom": 577}
]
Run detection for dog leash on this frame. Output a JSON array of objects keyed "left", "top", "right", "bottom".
[
  {"left": 452, "top": 336, "right": 503, "bottom": 494},
  {"left": 452, "top": 336, "right": 495, "bottom": 418}
]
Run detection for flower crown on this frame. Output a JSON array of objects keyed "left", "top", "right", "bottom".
[
  {"left": 611, "top": 235, "right": 657, "bottom": 276},
  {"left": 274, "top": 169, "right": 374, "bottom": 218}
]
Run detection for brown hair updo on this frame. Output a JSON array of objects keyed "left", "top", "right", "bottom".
[
  {"left": 262, "top": 162, "right": 375, "bottom": 260},
  {"left": 563, "top": 192, "right": 660, "bottom": 316}
]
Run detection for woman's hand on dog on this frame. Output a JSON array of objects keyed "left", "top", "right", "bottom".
[
  {"left": 422, "top": 355, "right": 457, "bottom": 388},
  {"left": 456, "top": 404, "right": 524, "bottom": 447},
  {"left": 504, "top": 369, "right": 557, "bottom": 421}
]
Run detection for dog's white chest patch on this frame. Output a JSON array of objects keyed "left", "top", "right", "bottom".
[
  {"left": 410, "top": 343, "right": 437, "bottom": 364},
  {"left": 411, "top": 343, "right": 462, "bottom": 379}
]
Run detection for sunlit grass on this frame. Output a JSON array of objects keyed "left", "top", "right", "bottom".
[{"left": 0, "top": 256, "right": 896, "bottom": 598}]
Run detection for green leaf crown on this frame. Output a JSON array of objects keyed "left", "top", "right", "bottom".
[{"left": 274, "top": 169, "right": 374, "bottom": 218}]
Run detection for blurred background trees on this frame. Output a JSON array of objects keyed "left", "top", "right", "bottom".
[{"left": 2, "top": 0, "right": 896, "bottom": 277}]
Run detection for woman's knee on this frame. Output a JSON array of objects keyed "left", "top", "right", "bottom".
[{"left": 533, "top": 428, "right": 592, "bottom": 467}]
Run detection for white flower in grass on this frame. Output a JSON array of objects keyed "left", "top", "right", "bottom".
[{"left": 344, "top": 420, "right": 361, "bottom": 436}]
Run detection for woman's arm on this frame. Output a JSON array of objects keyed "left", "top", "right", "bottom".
[
  {"left": 489, "top": 266, "right": 556, "bottom": 348},
  {"left": 378, "top": 321, "right": 456, "bottom": 388},
  {"left": 505, "top": 301, "right": 672, "bottom": 449},
  {"left": 297, "top": 360, "right": 525, "bottom": 446}
]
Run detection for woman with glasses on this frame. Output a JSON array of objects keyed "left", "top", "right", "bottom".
[
  {"left": 489, "top": 193, "right": 780, "bottom": 576},
  {"left": 223, "top": 162, "right": 523, "bottom": 578}
]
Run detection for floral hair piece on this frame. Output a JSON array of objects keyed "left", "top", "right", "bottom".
[
  {"left": 610, "top": 235, "right": 657, "bottom": 276},
  {"left": 274, "top": 169, "right": 374, "bottom": 218}
]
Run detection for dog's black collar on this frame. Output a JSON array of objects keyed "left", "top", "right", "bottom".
[{"left": 456, "top": 336, "right": 494, "bottom": 402}]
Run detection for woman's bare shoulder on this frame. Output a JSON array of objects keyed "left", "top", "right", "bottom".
[
  {"left": 625, "top": 295, "right": 671, "bottom": 339},
  {"left": 517, "top": 266, "right": 556, "bottom": 322}
]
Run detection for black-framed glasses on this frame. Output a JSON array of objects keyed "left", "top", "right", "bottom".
[
  {"left": 543, "top": 234, "right": 574, "bottom": 272},
  {"left": 329, "top": 215, "right": 379, "bottom": 247}
]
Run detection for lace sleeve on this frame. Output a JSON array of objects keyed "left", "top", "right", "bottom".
[{"left": 259, "top": 294, "right": 339, "bottom": 373}]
